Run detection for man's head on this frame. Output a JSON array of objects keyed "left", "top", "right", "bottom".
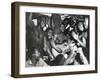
[
  {"left": 32, "top": 19, "right": 38, "bottom": 26},
  {"left": 33, "top": 49, "right": 40, "bottom": 61},
  {"left": 60, "top": 24, "right": 65, "bottom": 32},
  {"left": 77, "top": 22, "right": 84, "bottom": 32},
  {"left": 30, "top": 48, "right": 41, "bottom": 66},
  {"left": 46, "top": 28, "right": 53, "bottom": 39}
]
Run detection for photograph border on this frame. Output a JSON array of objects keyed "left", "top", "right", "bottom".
[{"left": 11, "top": 2, "right": 98, "bottom": 78}]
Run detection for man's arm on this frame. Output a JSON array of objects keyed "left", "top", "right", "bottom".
[
  {"left": 64, "top": 49, "right": 77, "bottom": 65},
  {"left": 78, "top": 48, "right": 88, "bottom": 65},
  {"left": 72, "top": 31, "right": 86, "bottom": 48}
]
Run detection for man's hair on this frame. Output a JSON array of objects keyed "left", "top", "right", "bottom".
[{"left": 45, "top": 28, "right": 53, "bottom": 33}]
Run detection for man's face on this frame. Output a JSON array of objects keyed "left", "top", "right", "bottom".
[
  {"left": 47, "top": 29, "right": 53, "bottom": 39},
  {"left": 60, "top": 25, "right": 65, "bottom": 32},
  {"left": 32, "top": 19, "right": 37, "bottom": 26},
  {"left": 78, "top": 22, "right": 84, "bottom": 31},
  {"left": 31, "top": 49, "right": 40, "bottom": 64}
]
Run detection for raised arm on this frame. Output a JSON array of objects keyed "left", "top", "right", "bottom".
[
  {"left": 77, "top": 37, "right": 86, "bottom": 48},
  {"left": 72, "top": 31, "right": 86, "bottom": 48},
  {"left": 27, "top": 13, "right": 34, "bottom": 27}
]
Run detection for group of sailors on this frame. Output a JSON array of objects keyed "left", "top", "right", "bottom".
[{"left": 26, "top": 13, "right": 89, "bottom": 67}]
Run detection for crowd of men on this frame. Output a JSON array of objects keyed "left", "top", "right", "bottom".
[{"left": 25, "top": 13, "right": 89, "bottom": 67}]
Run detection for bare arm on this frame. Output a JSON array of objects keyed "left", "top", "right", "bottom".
[
  {"left": 43, "top": 37, "right": 55, "bottom": 60},
  {"left": 77, "top": 37, "right": 86, "bottom": 48},
  {"left": 64, "top": 47, "right": 77, "bottom": 65},
  {"left": 72, "top": 31, "right": 86, "bottom": 48},
  {"left": 78, "top": 48, "right": 88, "bottom": 64},
  {"left": 27, "top": 13, "right": 33, "bottom": 26}
]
